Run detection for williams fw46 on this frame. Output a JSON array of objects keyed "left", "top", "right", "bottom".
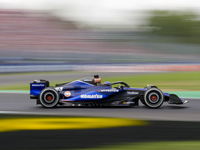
[{"left": 30, "top": 75, "right": 188, "bottom": 108}]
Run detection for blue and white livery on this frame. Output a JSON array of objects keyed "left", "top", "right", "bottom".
[{"left": 30, "top": 75, "right": 188, "bottom": 108}]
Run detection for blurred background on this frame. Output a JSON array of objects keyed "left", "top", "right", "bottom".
[
  {"left": 1, "top": 1, "right": 200, "bottom": 150},
  {"left": 0, "top": 0, "right": 200, "bottom": 72}
]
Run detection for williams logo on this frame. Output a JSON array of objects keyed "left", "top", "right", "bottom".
[{"left": 81, "top": 94, "right": 103, "bottom": 99}]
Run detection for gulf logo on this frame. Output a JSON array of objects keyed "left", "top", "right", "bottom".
[{"left": 64, "top": 91, "right": 71, "bottom": 97}]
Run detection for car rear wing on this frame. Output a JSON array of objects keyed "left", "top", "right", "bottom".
[{"left": 30, "top": 79, "right": 49, "bottom": 99}]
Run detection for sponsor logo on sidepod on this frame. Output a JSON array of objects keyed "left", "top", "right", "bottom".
[
  {"left": 81, "top": 94, "right": 103, "bottom": 99},
  {"left": 64, "top": 91, "right": 71, "bottom": 97}
]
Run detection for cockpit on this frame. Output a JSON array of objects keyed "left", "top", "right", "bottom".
[
  {"left": 81, "top": 75, "right": 130, "bottom": 89},
  {"left": 103, "top": 81, "right": 130, "bottom": 89}
]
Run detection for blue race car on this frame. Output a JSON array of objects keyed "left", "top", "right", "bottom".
[{"left": 30, "top": 75, "right": 188, "bottom": 108}]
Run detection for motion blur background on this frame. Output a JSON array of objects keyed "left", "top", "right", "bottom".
[
  {"left": 1, "top": 1, "right": 200, "bottom": 150},
  {"left": 0, "top": 0, "right": 200, "bottom": 72}
]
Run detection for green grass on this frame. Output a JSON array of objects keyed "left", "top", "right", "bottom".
[
  {"left": 1, "top": 72, "right": 200, "bottom": 91},
  {"left": 70, "top": 141, "right": 200, "bottom": 150},
  {"left": 102, "top": 72, "right": 200, "bottom": 91}
]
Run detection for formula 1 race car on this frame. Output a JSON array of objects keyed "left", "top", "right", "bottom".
[{"left": 30, "top": 75, "right": 188, "bottom": 108}]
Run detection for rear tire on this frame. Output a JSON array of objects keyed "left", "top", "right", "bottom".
[
  {"left": 39, "top": 88, "right": 59, "bottom": 108},
  {"left": 144, "top": 88, "right": 164, "bottom": 108}
]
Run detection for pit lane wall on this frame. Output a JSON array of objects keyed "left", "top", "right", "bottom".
[{"left": 1, "top": 64, "right": 200, "bottom": 73}]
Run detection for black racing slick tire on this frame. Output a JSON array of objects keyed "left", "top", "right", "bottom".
[
  {"left": 39, "top": 88, "right": 59, "bottom": 108},
  {"left": 144, "top": 88, "right": 164, "bottom": 108}
]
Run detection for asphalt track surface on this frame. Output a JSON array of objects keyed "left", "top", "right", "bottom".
[
  {"left": 0, "top": 93, "right": 199, "bottom": 121},
  {"left": 0, "top": 71, "right": 199, "bottom": 122},
  {"left": 0, "top": 70, "right": 200, "bottom": 150},
  {"left": 1, "top": 71, "right": 199, "bottom": 122},
  {"left": 0, "top": 93, "right": 200, "bottom": 150},
  {"left": 1, "top": 118, "right": 200, "bottom": 150}
]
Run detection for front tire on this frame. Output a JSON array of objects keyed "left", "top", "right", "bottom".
[
  {"left": 39, "top": 88, "right": 59, "bottom": 108},
  {"left": 144, "top": 88, "right": 164, "bottom": 108}
]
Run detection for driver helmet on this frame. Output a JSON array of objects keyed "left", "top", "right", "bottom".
[{"left": 103, "top": 81, "right": 111, "bottom": 86}]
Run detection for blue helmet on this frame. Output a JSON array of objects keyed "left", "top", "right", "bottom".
[{"left": 103, "top": 81, "right": 111, "bottom": 86}]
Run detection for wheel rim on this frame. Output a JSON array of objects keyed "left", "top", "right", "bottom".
[
  {"left": 44, "top": 92, "right": 55, "bottom": 103},
  {"left": 148, "top": 92, "right": 159, "bottom": 103},
  {"left": 47, "top": 95, "right": 53, "bottom": 101},
  {"left": 151, "top": 95, "right": 157, "bottom": 101}
]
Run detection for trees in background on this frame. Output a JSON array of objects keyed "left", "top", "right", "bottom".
[{"left": 147, "top": 10, "right": 200, "bottom": 38}]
